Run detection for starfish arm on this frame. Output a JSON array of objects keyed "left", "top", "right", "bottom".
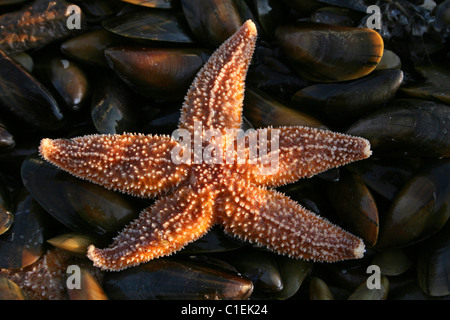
[
  {"left": 87, "top": 186, "right": 215, "bottom": 271},
  {"left": 243, "top": 126, "right": 371, "bottom": 187},
  {"left": 39, "top": 133, "right": 189, "bottom": 198},
  {"left": 217, "top": 182, "right": 365, "bottom": 262},
  {"left": 179, "top": 20, "right": 257, "bottom": 133}
]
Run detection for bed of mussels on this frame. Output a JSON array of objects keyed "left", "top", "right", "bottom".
[{"left": 0, "top": 0, "right": 449, "bottom": 300}]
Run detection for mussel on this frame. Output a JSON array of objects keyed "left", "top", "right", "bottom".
[
  {"left": 346, "top": 99, "right": 450, "bottom": 157},
  {"left": 275, "top": 21, "right": 383, "bottom": 82}
]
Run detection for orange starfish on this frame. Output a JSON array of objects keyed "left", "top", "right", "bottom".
[{"left": 40, "top": 20, "right": 371, "bottom": 271}]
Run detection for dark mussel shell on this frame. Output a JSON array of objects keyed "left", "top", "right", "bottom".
[
  {"left": 120, "top": 0, "right": 175, "bottom": 9},
  {"left": 377, "top": 160, "right": 450, "bottom": 249},
  {"left": 346, "top": 99, "right": 450, "bottom": 157},
  {"left": 244, "top": 88, "right": 327, "bottom": 129},
  {"left": 327, "top": 171, "right": 379, "bottom": 247},
  {"left": 0, "top": 277, "right": 28, "bottom": 300},
  {"left": 0, "top": 50, "right": 64, "bottom": 131},
  {"left": 400, "top": 62, "right": 450, "bottom": 105},
  {"left": 35, "top": 56, "right": 89, "bottom": 112},
  {"left": 102, "top": 9, "right": 194, "bottom": 43},
  {"left": 0, "top": 189, "right": 47, "bottom": 269},
  {"left": 0, "top": 0, "right": 86, "bottom": 55},
  {"left": 346, "top": 158, "right": 421, "bottom": 201},
  {"left": 309, "top": 277, "right": 334, "bottom": 300},
  {"left": 221, "top": 248, "right": 283, "bottom": 295},
  {"left": 103, "top": 257, "right": 254, "bottom": 300},
  {"left": 61, "top": 29, "right": 126, "bottom": 67},
  {"left": 0, "top": 120, "right": 15, "bottom": 150},
  {"left": 90, "top": 73, "right": 141, "bottom": 134},
  {"left": 275, "top": 21, "right": 383, "bottom": 82},
  {"left": 66, "top": 267, "right": 108, "bottom": 300},
  {"left": 21, "top": 154, "right": 140, "bottom": 235},
  {"left": 292, "top": 69, "right": 403, "bottom": 124},
  {"left": 105, "top": 47, "right": 209, "bottom": 101},
  {"left": 181, "top": 0, "right": 253, "bottom": 48},
  {"left": 417, "top": 221, "right": 450, "bottom": 297}
]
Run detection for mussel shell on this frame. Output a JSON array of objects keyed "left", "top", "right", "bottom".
[
  {"left": 103, "top": 257, "right": 254, "bottom": 300},
  {"left": 105, "top": 47, "right": 209, "bottom": 101},
  {"left": 400, "top": 63, "right": 450, "bottom": 105},
  {"left": 310, "top": 6, "right": 360, "bottom": 27},
  {"left": 346, "top": 158, "right": 421, "bottom": 201},
  {"left": 66, "top": 268, "right": 108, "bottom": 300},
  {"left": 0, "top": 189, "right": 47, "bottom": 269},
  {"left": 347, "top": 275, "right": 389, "bottom": 300},
  {"left": 375, "top": 50, "right": 402, "bottom": 70},
  {"left": 0, "top": 50, "right": 64, "bottom": 131},
  {"left": 0, "top": 0, "right": 86, "bottom": 55},
  {"left": 346, "top": 99, "right": 450, "bottom": 157},
  {"left": 61, "top": 29, "right": 126, "bottom": 67},
  {"left": 222, "top": 248, "right": 283, "bottom": 294},
  {"left": 309, "top": 277, "right": 334, "bottom": 300},
  {"left": 244, "top": 88, "right": 327, "bottom": 129},
  {"left": 275, "top": 22, "right": 383, "bottom": 82},
  {"left": 102, "top": 9, "right": 194, "bottom": 43},
  {"left": 0, "top": 277, "right": 27, "bottom": 300},
  {"left": 292, "top": 69, "right": 403, "bottom": 123},
  {"left": 181, "top": 0, "right": 253, "bottom": 48},
  {"left": 47, "top": 232, "right": 101, "bottom": 257},
  {"left": 0, "top": 120, "right": 14, "bottom": 150},
  {"left": 268, "top": 256, "right": 313, "bottom": 300},
  {"left": 327, "top": 171, "right": 379, "bottom": 247},
  {"left": 0, "top": 173, "right": 13, "bottom": 235},
  {"left": 372, "top": 248, "right": 413, "bottom": 276},
  {"left": 377, "top": 160, "right": 450, "bottom": 249},
  {"left": 21, "top": 153, "right": 140, "bottom": 235},
  {"left": 120, "top": 0, "right": 174, "bottom": 9},
  {"left": 401, "top": 84, "right": 450, "bottom": 106},
  {"left": 91, "top": 73, "right": 140, "bottom": 134},
  {"left": 417, "top": 222, "right": 450, "bottom": 297},
  {"left": 37, "top": 56, "right": 89, "bottom": 112}
]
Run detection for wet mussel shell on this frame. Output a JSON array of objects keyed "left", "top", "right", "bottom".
[
  {"left": 66, "top": 267, "right": 108, "bottom": 300},
  {"left": 0, "top": 50, "right": 64, "bottom": 131},
  {"left": 327, "top": 171, "right": 379, "bottom": 247},
  {"left": 417, "top": 221, "right": 450, "bottom": 297},
  {"left": 0, "top": 0, "right": 86, "bottom": 55},
  {"left": 0, "top": 173, "right": 13, "bottom": 235},
  {"left": 105, "top": 47, "right": 209, "bottom": 101},
  {"left": 61, "top": 29, "right": 126, "bottom": 67},
  {"left": 21, "top": 153, "right": 140, "bottom": 235},
  {"left": 244, "top": 88, "right": 327, "bottom": 129},
  {"left": 102, "top": 9, "right": 195, "bottom": 43},
  {"left": 181, "top": 0, "right": 253, "bottom": 48},
  {"left": 275, "top": 21, "right": 384, "bottom": 82},
  {"left": 346, "top": 99, "right": 450, "bottom": 157},
  {"left": 346, "top": 158, "right": 421, "bottom": 201},
  {"left": 120, "top": 0, "right": 175, "bottom": 9},
  {"left": 35, "top": 56, "right": 90, "bottom": 112},
  {"left": 221, "top": 248, "right": 283, "bottom": 295},
  {"left": 377, "top": 160, "right": 450, "bottom": 249},
  {"left": 292, "top": 69, "right": 403, "bottom": 124},
  {"left": 0, "top": 189, "right": 47, "bottom": 269},
  {"left": 0, "top": 277, "right": 28, "bottom": 300},
  {"left": 91, "top": 73, "right": 141, "bottom": 134},
  {"left": 103, "top": 257, "right": 254, "bottom": 300}
]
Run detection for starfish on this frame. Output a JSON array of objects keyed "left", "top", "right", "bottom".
[{"left": 39, "top": 20, "right": 371, "bottom": 271}]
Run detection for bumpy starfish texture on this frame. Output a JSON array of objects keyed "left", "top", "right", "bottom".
[
  {"left": 40, "top": 20, "right": 371, "bottom": 271},
  {"left": 0, "top": 249, "right": 71, "bottom": 300}
]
